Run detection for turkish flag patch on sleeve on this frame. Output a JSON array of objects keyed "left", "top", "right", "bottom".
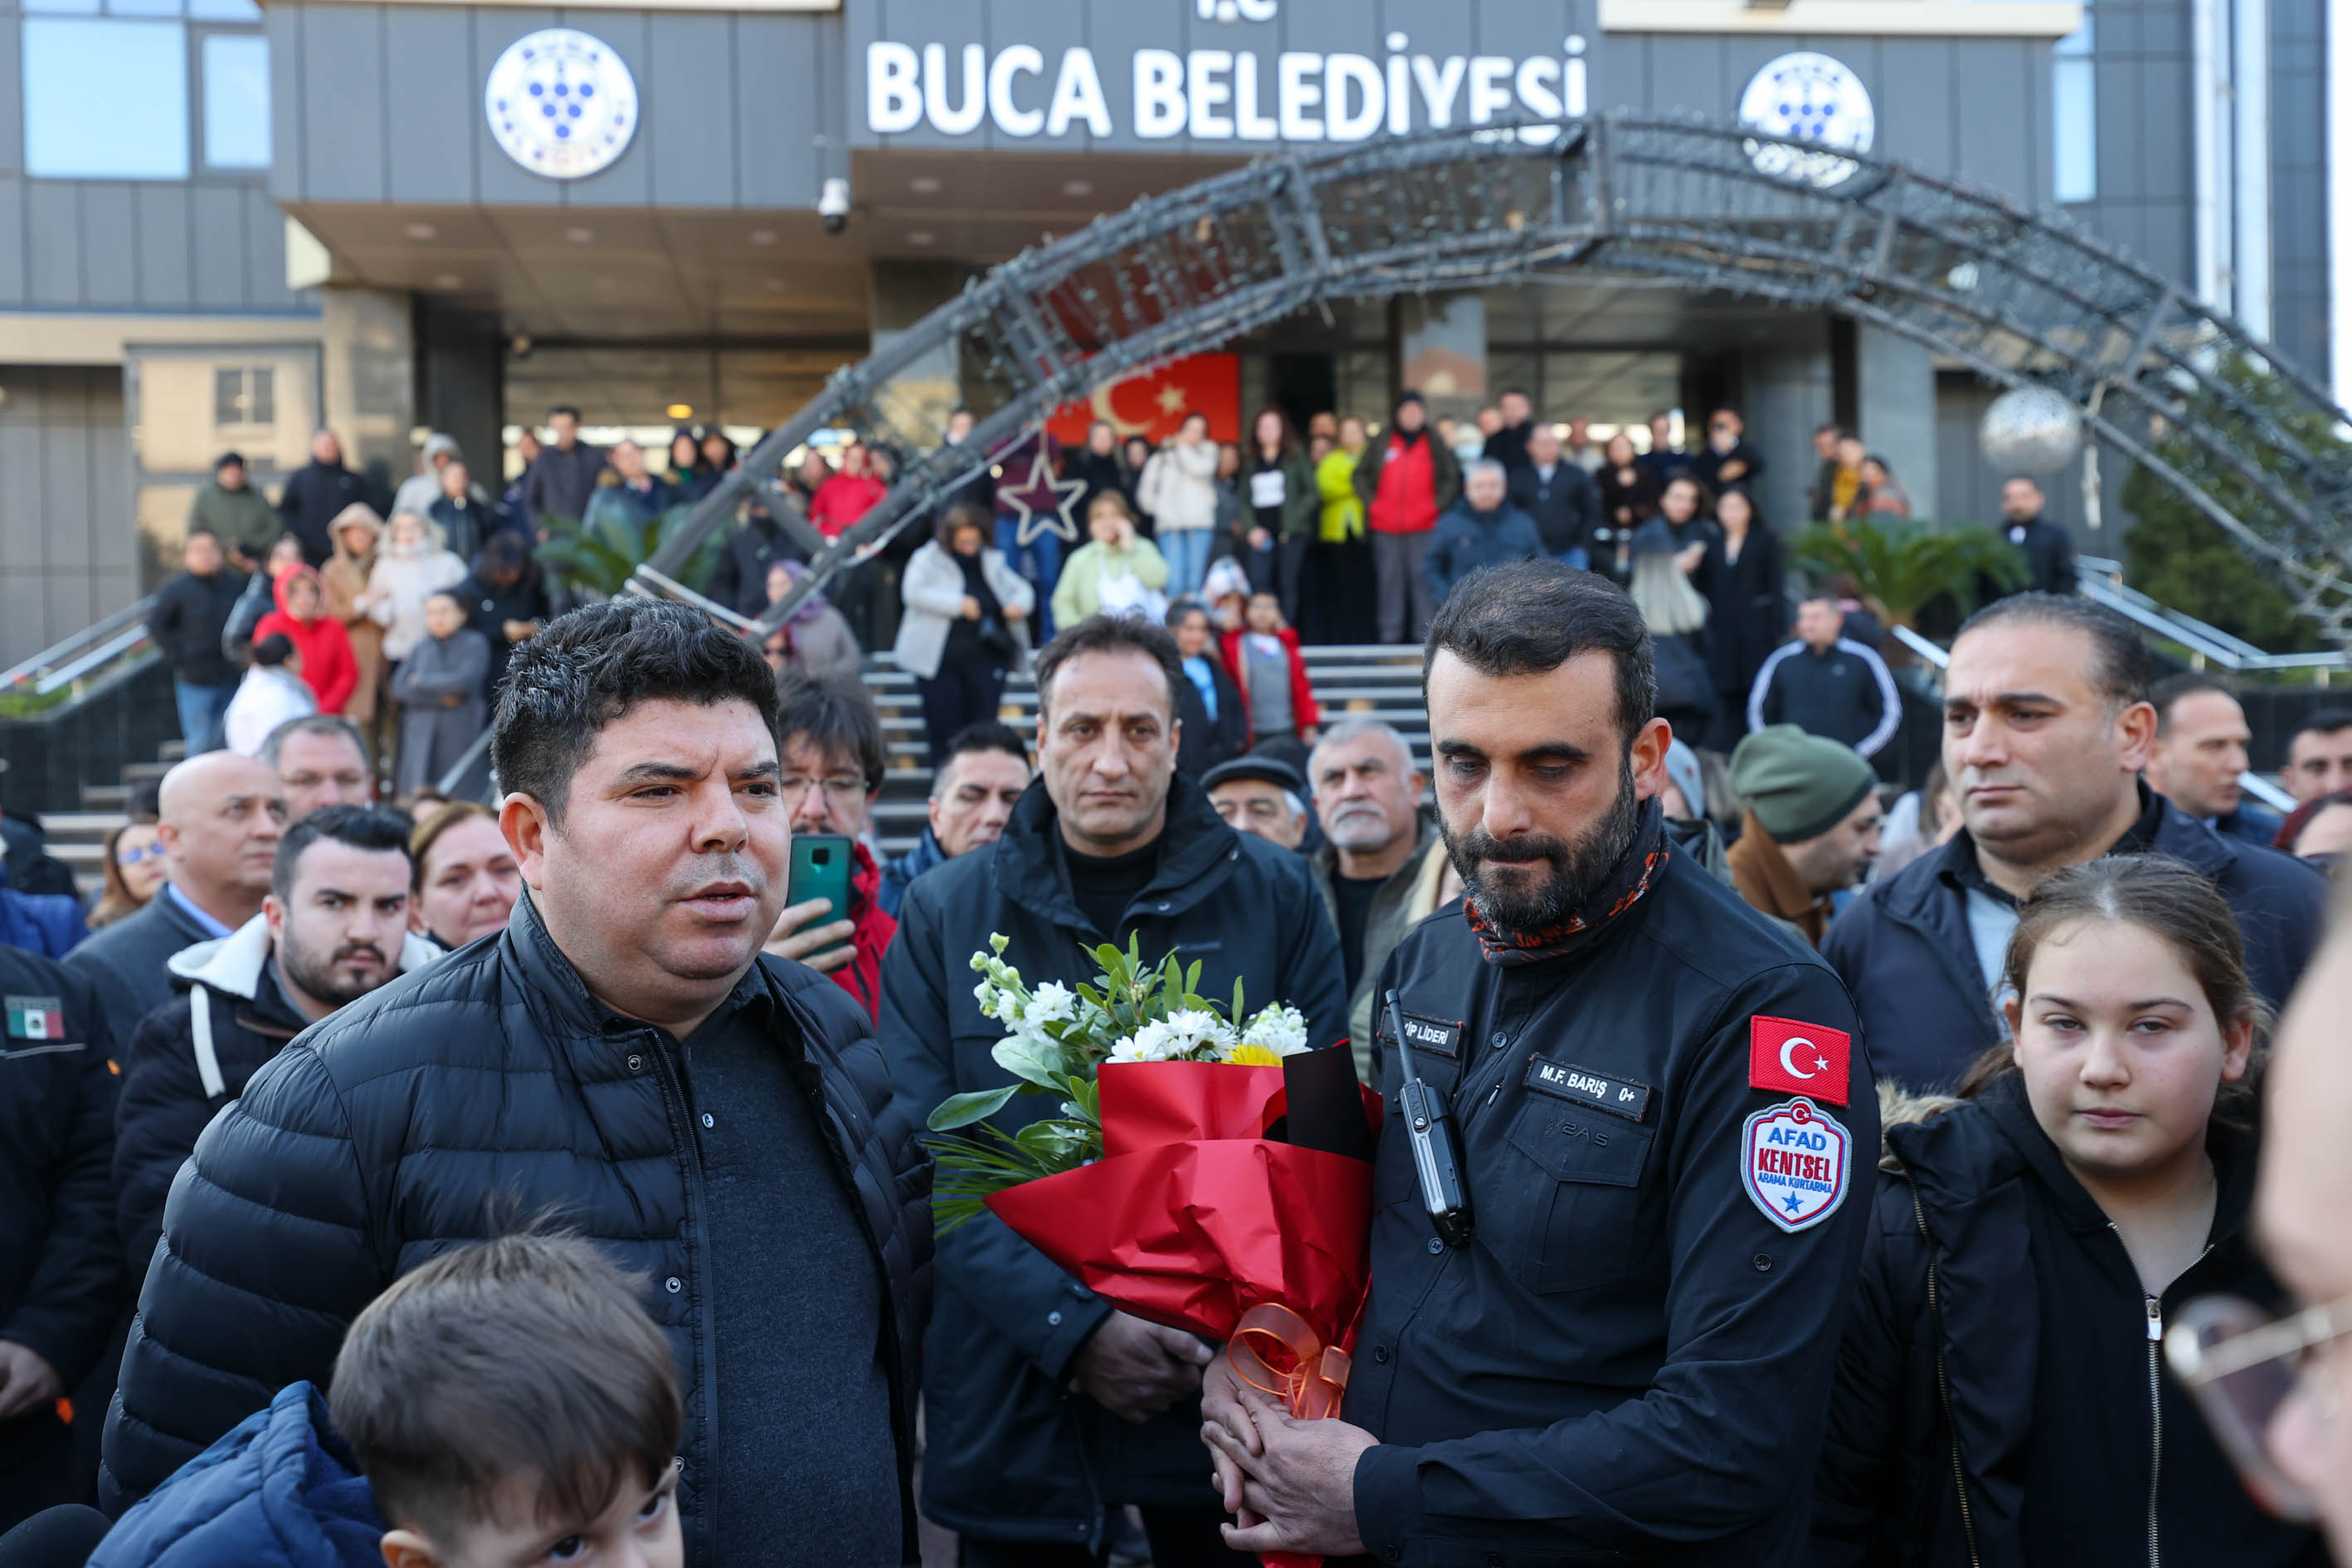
[{"left": 1749, "top": 1015, "right": 1853, "bottom": 1107}]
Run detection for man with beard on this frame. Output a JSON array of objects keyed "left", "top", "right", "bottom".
[
  {"left": 1201, "top": 559, "right": 1878, "bottom": 1565},
  {"left": 110, "top": 805, "right": 436, "bottom": 1293}
]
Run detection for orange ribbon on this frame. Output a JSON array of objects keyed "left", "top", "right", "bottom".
[{"left": 1228, "top": 1302, "right": 1351, "bottom": 1420}]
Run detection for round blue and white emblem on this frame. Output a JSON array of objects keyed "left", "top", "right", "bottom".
[
  {"left": 485, "top": 28, "right": 638, "bottom": 180},
  {"left": 1737, "top": 51, "right": 1874, "bottom": 190}
]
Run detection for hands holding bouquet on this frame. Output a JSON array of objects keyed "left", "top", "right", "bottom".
[{"left": 926, "top": 935, "right": 1383, "bottom": 1568}]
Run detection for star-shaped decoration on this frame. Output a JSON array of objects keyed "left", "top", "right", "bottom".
[
  {"left": 1003, "top": 447, "right": 1086, "bottom": 548},
  {"left": 1783, "top": 1191, "right": 1805, "bottom": 1215},
  {"left": 1156, "top": 382, "right": 1188, "bottom": 416},
  {"left": 1811, "top": 1052, "right": 1832, "bottom": 1075}
]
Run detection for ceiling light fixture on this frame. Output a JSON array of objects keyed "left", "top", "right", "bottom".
[
  {"left": 432, "top": 273, "right": 463, "bottom": 290},
  {"left": 405, "top": 222, "right": 438, "bottom": 241},
  {"left": 1062, "top": 179, "right": 1093, "bottom": 197},
  {"left": 666, "top": 403, "right": 694, "bottom": 419},
  {"left": 910, "top": 176, "right": 942, "bottom": 194},
  {"left": 748, "top": 228, "right": 777, "bottom": 246},
  {"left": 564, "top": 226, "right": 595, "bottom": 244}
]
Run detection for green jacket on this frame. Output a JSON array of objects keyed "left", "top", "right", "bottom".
[{"left": 188, "top": 483, "right": 281, "bottom": 558}]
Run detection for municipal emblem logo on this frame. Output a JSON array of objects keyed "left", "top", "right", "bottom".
[
  {"left": 485, "top": 28, "right": 639, "bottom": 181},
  {"left": 1737, "top": 51, "right": 1875, "bottom": 190},
  {"left": 1741, "top": 1096, "right": 1852, "bottom": 1234},
  {"left": 1195, "top": 0, "right": 1277, "bottom": 19},
  {"left": 4, "top": 996, "right": 66, "bottom": 1041}
]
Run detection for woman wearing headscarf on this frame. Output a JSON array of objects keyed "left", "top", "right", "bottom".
[
  {"left": 319, "top": 503, "right": 387, "bottom": 743},
  {"left": 760, "top": 560, "right": 864, "bottom": 688}
]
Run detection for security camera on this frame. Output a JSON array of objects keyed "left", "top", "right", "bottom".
[{"left": 819, "top": 178, "right": 851, "bottom": 236}]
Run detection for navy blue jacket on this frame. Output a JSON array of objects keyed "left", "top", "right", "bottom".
[
  {"left": 90, "top": 1384, "right": 382, "bottom": 1568},
  {"left": 875, "top": 827, "right": 947, "bottom": 921},
  {"left": 2213, "top": 800, "right": 2284, "bottom": 848},
  {"left": 879, "top": 772, "right": 1346, "bottom": 1550},
  {"left": 1424, "top": 502, "right": 1542, "bottom": 602},
  {"left": 1347, "top": 847, "right": 1877, "bottom": 1566},
  {"left": 1823, "top": 790, "right": 2327, "bottom": 1091}
]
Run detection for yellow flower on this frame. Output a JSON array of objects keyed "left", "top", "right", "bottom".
[{"left": 1223, "top": 1044, "right": 1283, "bottom": 1067}]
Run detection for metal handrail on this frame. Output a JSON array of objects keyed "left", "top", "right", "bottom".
[
  {"left": 0, "top": 595, "right": 156, "bottom": 691},
  {"left": 434, "top": 724, "right": 497, "bottom": 801},
  {"left": 33, "top": 626, "right": 151, "bottom": 697},
  {"left": 2074, "top": 560, "right": 2352, "bottom": 674}
]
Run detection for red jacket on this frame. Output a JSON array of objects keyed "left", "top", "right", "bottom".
[
  {"left": 1369, "top": 431, "right": 1439, "bottom": 534},
  {"left": 831, "top": 841, "right": 898, "bottom": 1025},
  {"left": 251, "top": 567, "right": 359, "bottom": 714},
  {"left": 1219, "top": 626, "right": 1320, "bottom": 742},
  {"left": 808, "top": 473, "right": 888, "bottom": 540}
]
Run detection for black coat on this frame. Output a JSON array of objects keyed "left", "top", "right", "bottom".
[
  {"left": 274, "top": 461, "right": 368, "bottom": 567},
  {"left": 1692, "top": 438, "right": 1768, "bottom": 493},
  {"left": 110, "top": 924, "right": 314, "bottom": 1295},
  {"left": 1823, "top": 790, "right": 2329, "bottom": 1091},
  {"left": 64, "top": 890, "right": 222, "bottom": 1057},
  {"left": 879, "top": 773, "right": 1346, "bottom": 1548},
  {"left": 1746, "top": 636, "right": 1901, "bottom": 758},
  {"left": 0, "top": 946, "right": 123, "bottom": 1451},
  {"left": 1814, "top": 1080, "right": 2326, "bottom": 1568},
  {"left": 1347, "top": 846, "right": 1877, "bottom": 1565},
  {"left": 2, "top": 815, "right": 79, "bottom": 903},
  {"left": 1994, "top": 516, "right": 2077, "bottom": 598},
  {"left": 1702, "top": 526, "right": 1785, "bottom": 705},
  {"left": 1173, "top": 658, "right": 1249, "bottom": 778},
  {"left": 705, "top": 514, "right": 804, "bottom": 619},
  {"left": 1506, "top": 462, "right": 1598, "bottom": 558},
  {"left": 1063, "top": 448, "right": 1131, "bottom": 528},
  {"left": 453, "top": 570, "right": 553, "bottom": 699},
  {"left": 1481, "top": 419, "right": 1535, "bottom": 476},
  {"left": 148, "top": 570, "right": 249, "bottom": 688},
  {"left": 101, "top": 892, "right": 933, "bottom": 1568}
]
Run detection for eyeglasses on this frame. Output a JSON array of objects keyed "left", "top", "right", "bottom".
[
  {"left": 2165, "top": 1293, "right": 2352, "bottom": 1520},
  {"left": 779, "top": 774, "right": 869, "bottom": 805},
  {"left": 116, "top": 843, "right": 167, "bottom": 866}
]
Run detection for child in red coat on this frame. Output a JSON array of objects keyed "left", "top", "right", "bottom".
[
  {"left": 251, "top": 566, "right": 358, "bottom": 714},
  {"left": 1219, "top": 590, "right": 1320, "bottom": 751}
]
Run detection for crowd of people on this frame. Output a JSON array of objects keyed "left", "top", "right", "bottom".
[{"left": 16, "top": 384, "right": 2352, "bottom": 1568}]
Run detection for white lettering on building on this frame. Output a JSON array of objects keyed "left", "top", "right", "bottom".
[{"left": 867, "top": 35, "right": 1590, "bottom": 144}]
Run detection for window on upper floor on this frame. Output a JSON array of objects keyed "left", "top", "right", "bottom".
[
  {"left": 213, "top": 367, "right": 276, "bottom": 429},
  {"left": 19, "top": 0, "right": 268, "bottom": 178},
  {"left": 201, "top": 32, "right": 270, "bottom": 168},
  {"left": 21, "top": 17, "right": 189, "bottom": 178},
  {"left": 2053, "top": 12, "right": 2096, "bottom": 203}
]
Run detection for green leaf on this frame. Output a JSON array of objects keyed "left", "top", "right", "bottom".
[
  {"left": 993, "top": 1031, "right": 1070, "bottom": 1092},
  {"left": 928, "top": 1084, "right": 1020, "bottom": 1130}
]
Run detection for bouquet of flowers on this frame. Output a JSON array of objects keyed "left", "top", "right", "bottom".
[{"left": 928, "top": 935, "right": 1380, "bottom": 1568}]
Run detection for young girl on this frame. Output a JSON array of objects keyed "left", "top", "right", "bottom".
[
  {"left": 1218, "top": 590, "right": 1320, "bottom": 752},
  {"left": 1813, "top": 856, "right": 2325, "bottom": 1568}
]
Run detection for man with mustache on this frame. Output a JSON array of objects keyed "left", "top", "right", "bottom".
[
  {"left": 1822, "top": 592, "right": 2325, "bottom": 1092},
  {"left": 884, "top": 612, "right": 1343, "bottom": 1567},
  {"left": 1201, "top": 559, "right": 1878, "bottom": 1566},
  {"left": 110, "top": 805, "right": 434, "bottom": 1294},
  {"left": 1304, "top": 718, "right": 1449, "bottom": 1083},
  {"left": 102, "top": 600, "right": 933, "bottom": 1568}
]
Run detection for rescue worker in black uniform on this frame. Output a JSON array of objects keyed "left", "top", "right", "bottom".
[{"left": 1203, "top": 559, "right": 1880, "bottom": 1566}]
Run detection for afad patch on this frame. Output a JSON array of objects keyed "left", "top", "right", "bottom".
[
  {"left": 1741, "top": 1097, "right": 1853, "bottom": 1234},
  {"left": 1749, "top": 1015, "right": 1852, "bottom": 1106}
]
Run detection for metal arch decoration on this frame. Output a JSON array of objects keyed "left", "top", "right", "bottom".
[{"left": 635, "top": 114, "right": 2352, "bottom": 651}]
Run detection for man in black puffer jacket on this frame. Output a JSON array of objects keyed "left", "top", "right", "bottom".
[
  {"left": 883, "top": 613, "right": 1346, "bottom": 1565},
  {"left": 102, "top": 600, "right": 932, "bottom": 1568}
]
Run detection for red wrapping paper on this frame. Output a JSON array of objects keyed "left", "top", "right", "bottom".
[{"left": 982, "top": 1059, "right": 1380, "bottom": 1568}]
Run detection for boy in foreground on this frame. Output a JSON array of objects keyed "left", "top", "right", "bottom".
[{"left": 92, "top": 1235, "right": 681, "bottom": 1568}]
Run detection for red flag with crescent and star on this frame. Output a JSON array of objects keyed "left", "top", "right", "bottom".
[
  {"left": 1048, "top": 353, "right": 1242, "bottom": 446},
  {"left": 1749, "top": 1015, "right": 1852, "bottom": 1107}
]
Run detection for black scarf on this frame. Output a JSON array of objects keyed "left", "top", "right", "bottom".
[{"left": 1463, "top": 797, "right": 1671, "bottom": 967}]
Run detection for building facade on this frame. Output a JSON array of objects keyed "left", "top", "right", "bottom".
[{"left": 0, "top": 0, "right": 2339, "bottom": 662}]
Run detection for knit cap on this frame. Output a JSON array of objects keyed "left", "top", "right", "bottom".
[{"left": 1728, "top": 724, "right": 1877, "bottom": 844}]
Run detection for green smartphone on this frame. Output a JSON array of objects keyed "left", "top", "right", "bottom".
[{"left": 786, "top": 834, "right": 855, "bottom": 921}]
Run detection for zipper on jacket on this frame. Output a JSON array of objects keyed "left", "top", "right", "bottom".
[
  {"left": 1912, "top": 1186, "right": 1981, "bottom": 1568},
  {"left": 2145, "top": 1294, "right": 2164, "bottom": 1568}
]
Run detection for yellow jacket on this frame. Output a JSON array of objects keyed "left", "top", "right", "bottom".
[{"left": 1316, "top": 449, "right": 1366, "bottom": 542}]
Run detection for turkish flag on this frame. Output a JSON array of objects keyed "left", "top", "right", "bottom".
[
  {"left": 1047, "top": 353, "right": 1241, "bottom": 446},
  {"left": 1748, "top": 1015, "right": 1853, "bottom": 1107}
]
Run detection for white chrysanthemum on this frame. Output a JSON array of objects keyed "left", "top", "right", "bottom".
[
  {"left": 1156, "top": 1008, "right": 1236, "bottom": 1059},
  {"left": 1107, "top": 1022, "right": 1178, "bottom": 1064},
  {"left": 1025, "top": 981, "right": 1077, "bottom": 1027},
  {"left": 1240, "top": 1004, "right": 1310, "bottom": 1057}
]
